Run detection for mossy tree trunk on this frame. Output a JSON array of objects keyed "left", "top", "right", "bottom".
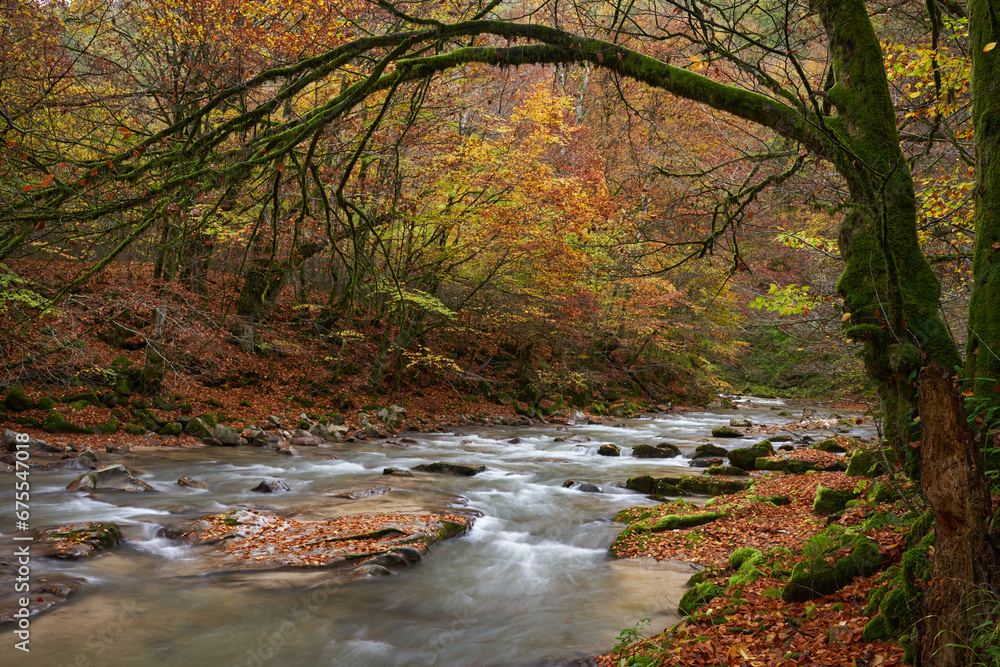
[
  {"left": 966, "top": 0, "right": 1000, "bottom": 408},
  {"left": 235, "top": 241, "right": 326, "bottom": 321}
]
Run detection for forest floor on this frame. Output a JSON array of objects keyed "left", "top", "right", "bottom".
[{"left": 591, "top": 450, "right": 918, "bottom": 667}]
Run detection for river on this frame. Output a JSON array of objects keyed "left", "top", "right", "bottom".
[{"left": 0, "top": 399, "right": 872, "bottom": 666}]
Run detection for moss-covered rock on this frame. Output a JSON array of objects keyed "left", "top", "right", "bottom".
[
  {"left": 728, "top": 547, "right": 764, "bottom": 569},
  {"left": 728, "top": 548, "right": 767, "bottom": 587},
  {"left": 862, "top": 614, "right": 890, "bottom": 641},
  {"left": 704, "top": 465, "right": 749, "bottom": 476},
  {"left": 4, "top": 386, "right": 35, "bottom": 412},
  {"left": 846, "top": 448, "right": 887, "bottom": 477},
  {"left": 812, "top": 437, "right": 856, "bottom": 453},
  {"left": 679, "top": 581, "right": 724, "bottom": 615},
  {"left": 623, "top": 474, "right": 749, "bottom": 496},
  {"left": 782, "top": 531, "right": 885, "bottom": 602},
  {"left": 711, "top": 425, "right": 744, "bottom": 438},
  {"left": 632, "top": 443, "right": 681, "bottom": 458},
  {"left": 36, "top": 395, "right": 57, "bottom": 411},
  {"left": 626, "top": 510, "right": 726, "bottom": 533},
  {"left": 42, "top": 410, "right": 94, "bottom": 434},
  {"left": 61, "top": 390, "right": 101, "bottom": 407},
  {"left": 694, "top": 443, "right": 729, "bottom": 458},
  {"left": 184, "top": 417, "right": 213, "bottom": 439},
  {"left": 96, "top": 417, "right": 121, "bottom": 435},
  {"left": 866, "top": 481, "right": 897, "bottom": 504},
  {"left": 813, "top": 483, "right": 859, "bottom": 516},
  {"left": 37, "top": 522, "right": 124, "bottom": 559},
  {"left": 756, "top": 457, "right": 818, "bottom": 475},
  {"left": 159, "top": 422, "right": 182, "bottom": 436},
  {"left": 728, "top": 440, "right": 774, "bottom": 471},
  {"left": 597, "top": 443, "right": 620, "bottom": 456}
]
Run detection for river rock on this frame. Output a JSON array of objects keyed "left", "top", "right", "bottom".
[
  {"left": 178, "top": 476, "right": 208, "bottom": 490},
  {"left": 623, "top": 474, "right": 748, "bottom": 496},
  {"left": 184, "top": 417, "right": 213, "bottom": 439},
  {"left": 632, "top": 443, "right": 680, "bottom": 459},
  {"left": 597, "top": 444, "right": 621, "bottom": 456},
  {"left": 729, "top": 418, "right": 752, "bottom": 427},
  {"left": 331, "top": 485, "right": 391, "bottom": 499},
  {"left": 562, "top": 480, "right": 601, "bottom": 493},
  {"left": 251, "top": 433, "right": 282, "bottom": 448},
  {"left": 289, "top": 436, "right": 321, "bottom": 446},
  {"left": 251, "top": 480, "right": 290, "bottom": 493},
  {"left": 727, "top": 440, "right": 774, "bottom": 470},
  {"left": 383, "top": 467, "right": 414, "bottom": 477},
  {"left": 711, "top": 425, "right": 744, "bottom": 438},
  {"left": 813, "top": 483, "right": 858, "bottom": 516},
  {"left": 213, "top": 424, "right": 244, "bottom": 446},
  {"left": 694, "top": 443, "right": 728, "bottom": 458},
  {"left": 689, "top": 458, "right": 723, "bottom": 468},
  {"left": 67, "top": 464, "right": 154, "bottom": 492},
  {"left": 104, "top": 442, "right": 130, "bottom": 454},
  {"left": 309, "top": 423, "right": 345, "bottom": 443},
  {"left": 34, "top": 522, "right": 124, "bottom": 559},
  {"left": 412, "top": 462, "right": 486, "bottom": 476}
]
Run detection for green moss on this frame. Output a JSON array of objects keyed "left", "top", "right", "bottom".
[
  {"left": 42, "top": 410, "right": 94, "bottom": 434},
  {"left": 205, "top": 398, "right": 223, "bottom": 408},
  {"left": 679, "top": 581, "right": 724, "bottom": 616},
  {"left": 159, "top": 423, "right": 182, "bottom": 436},
  {"left": 97, "top": 417, "right": 120, "bottom": 435},
  {"left": 62, "top": 390, "right": 101, "bottom": 407},
  {"left": 629, "top": 511, "right": 725, "bottom": 533},
  {"left": 863, "top": 614, "right": 889, "bottom": 641},
  {"left": 782, "top": 532, "right": 885, "bottom": 602},
  {"left": 728, "top": 548, "right": 763, "bottom": 569},
  {"left": 813, "top": 483, "right": 858, "bottom": 516},
  {"left": 846, "top": 448, "right": 886, "bottom": 477},
  {"left": 4, "top": 386, "right": 35, "bottom": 412},
  {"left": 36, "top": 395, "right": 57, "bottom": 411},
  {"left": 201, "top": 413, "right": 218, "bottom": 427}
]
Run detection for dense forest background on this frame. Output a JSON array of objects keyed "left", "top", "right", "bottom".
[{"left": 10, "top": 0, "right": 973, "bottom": 412}]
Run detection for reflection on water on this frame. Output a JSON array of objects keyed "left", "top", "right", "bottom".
[{"left": 0, "top": 403, "right": 871, "bottom": 666}]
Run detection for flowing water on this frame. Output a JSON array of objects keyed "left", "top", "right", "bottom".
[{"left": 1, "top": 399, "right": 872, "bottom": 666}]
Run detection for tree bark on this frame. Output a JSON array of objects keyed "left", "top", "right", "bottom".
[{"left": 916, "top": 361, "right": 999, "bottom": 666}]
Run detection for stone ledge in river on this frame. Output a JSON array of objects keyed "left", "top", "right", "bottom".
[
  {"left": 632, "top": 443, "right": 681, "bottom": 458},
  {"left": 32, "top": 522, "right": 124, "bottom": 559},
  {"left": 163, "top": 509, "right": 473, "bottom": 573},
  {"left": 411, "top": 462, "right": 486, "bottom": 476},
  {"left": 623, "top": 474, "right": 749, "bottom": 497},
  {"left": 66, "top": 464, "right": 154, "bottom": 492},
  {"left": 0, "top": 568, "right": 85, "bottom": 626}
]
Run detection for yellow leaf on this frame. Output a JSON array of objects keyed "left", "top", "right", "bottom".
[
  {"left": 841, "top": 312, "right": 852, "bottom": 322},
  {"left": 985, "top": 42, "right": 997, "bottom": 52}
]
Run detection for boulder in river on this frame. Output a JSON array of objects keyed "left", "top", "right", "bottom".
[
  {"left": 66, "top": 464, "right": 154, "bottom": 492},
  {"left": 562, "top": 479, "right": 601, "bottom": 493},
  {"left": 623, "top": 474, "right": 748, "bottom": 496},
  {"left": 34, "top": 522, "right": 124, "bottom": 559},
  {"left": 213, "top": 424, "right": 244, "bottom": 446},
  {"left": 597, "top": 444, "right": 621, "bottom": 457},
  {"left": 727, "top": 440, "right": 774, "bottom": 471},
  {"left": 693, "top": 443, "right": 728, "bottom": 458},
  {"left": 250, "top": 480, "right": 290, "bottom": 493},
  {"left": 178, "top": 476, "right": 208, "bottom": 490},
  {"left": 383, "top": 467, "right": 414, "bottom": 477},
  {"left": 711, "top": 425, "right": 744, "bottom": 438},
  {"left": 729, "top": 418, "right": 752, "bottom": 427},
  {"left": 412, "top": 462, "right": 486, "bottom": 476},
  {"left": 632, "top": 443, "right": 681, "bottom": 458}
]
